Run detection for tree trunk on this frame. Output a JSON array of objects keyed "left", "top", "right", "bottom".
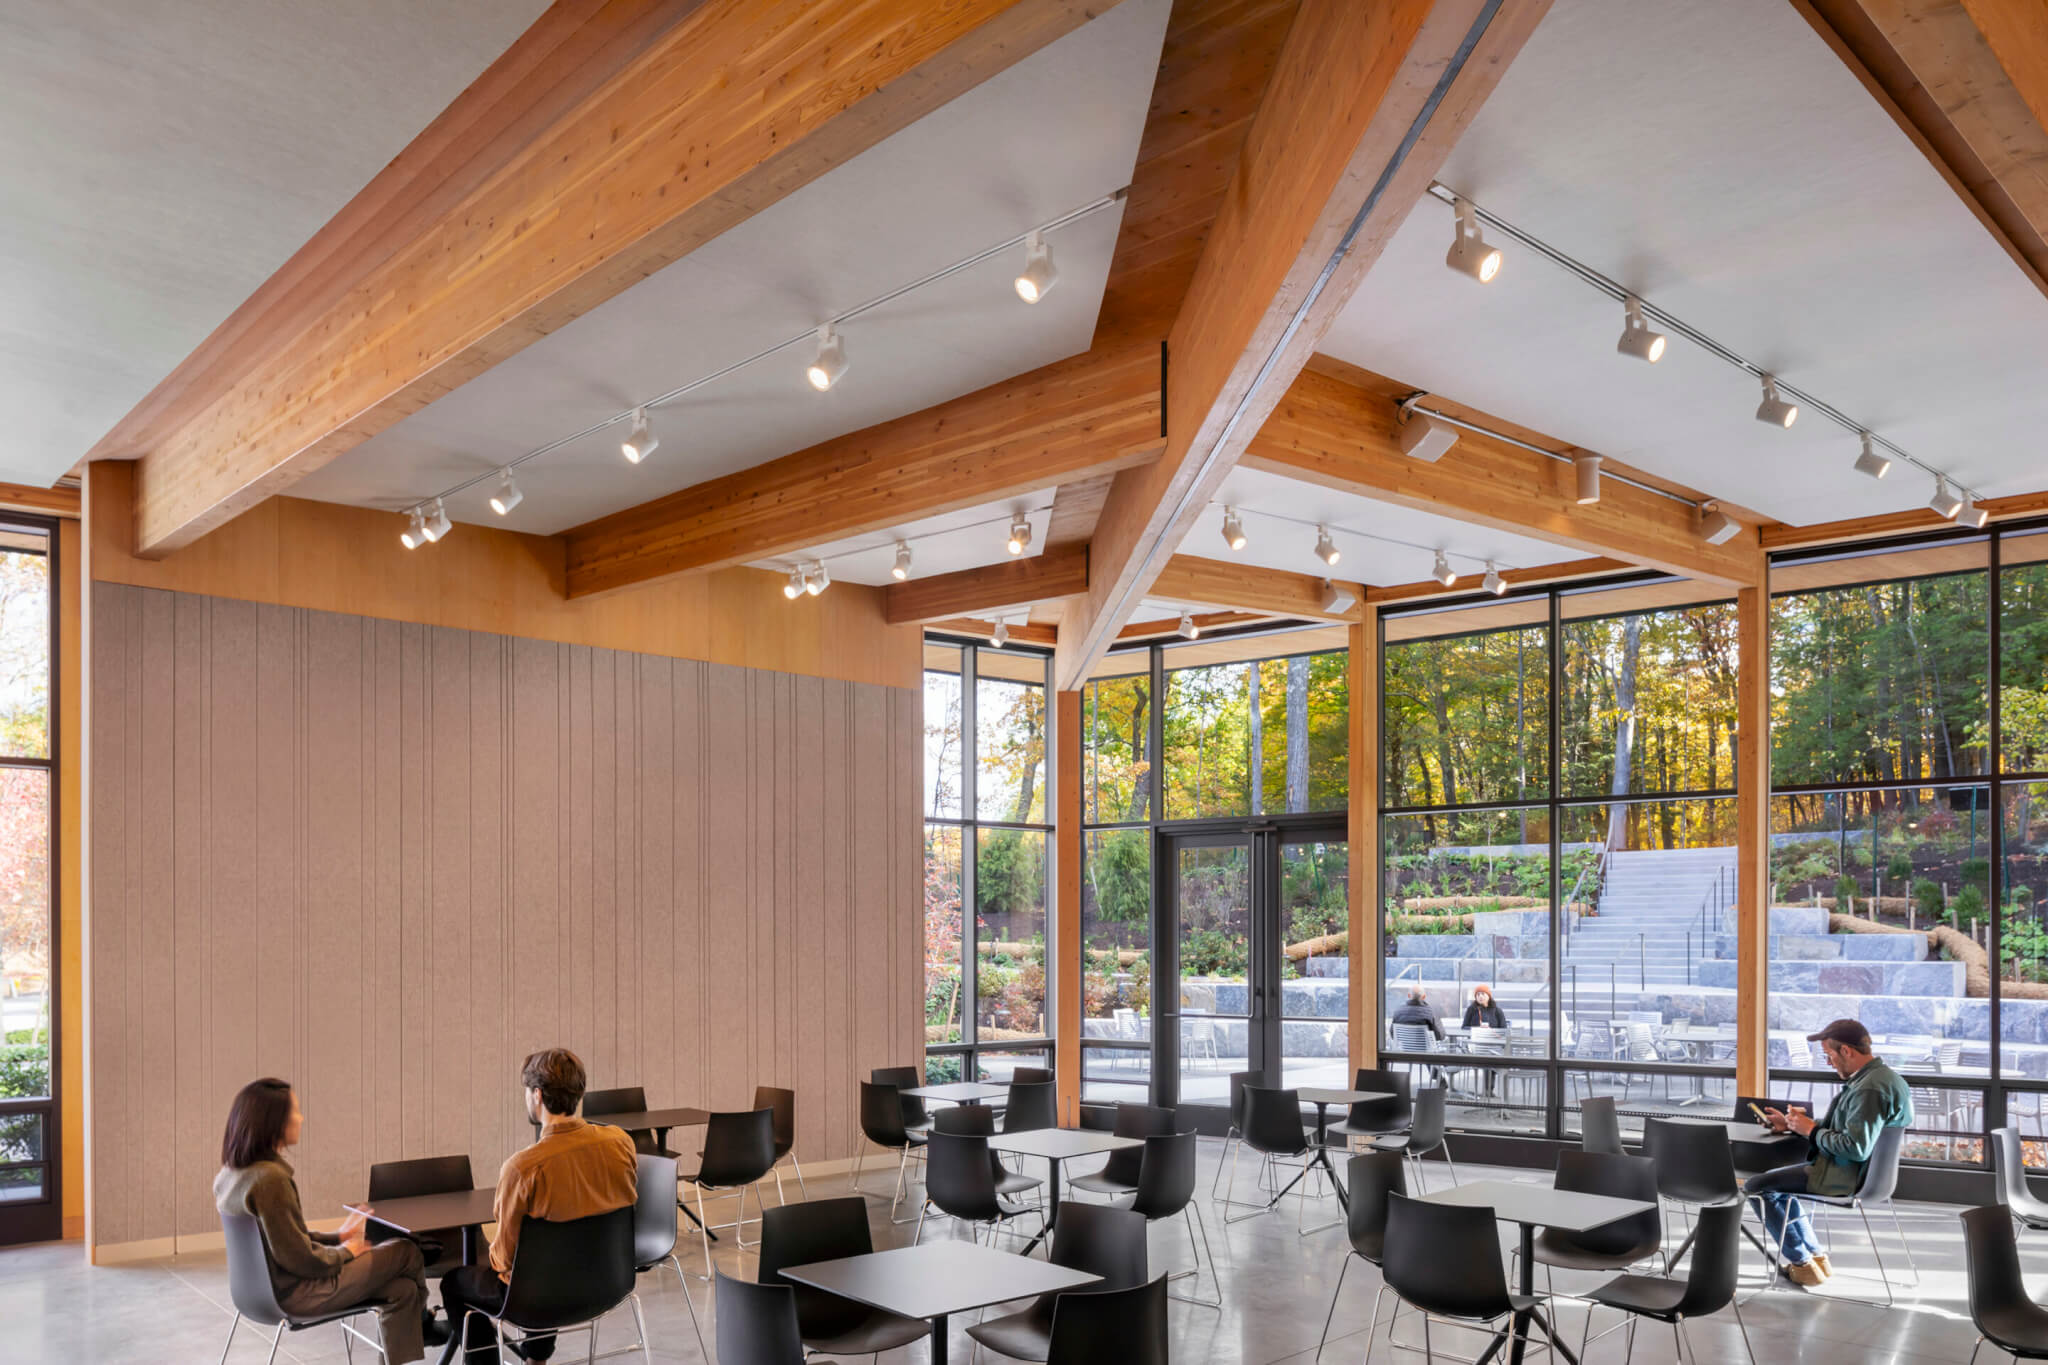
[
  {"left": 1287, "top": 655, "right": 1310, "bottom": 812},
  {"left": 1122, "top": 686, "right": 1150, "bottom": 822},
  {"left": 1250, "top": 663, "right": 1265, "bottom": 815},
  {"left": 1014, "top": 701, "right": 1039, "bottom": 821},
  {"left": 1606, "top": 616, "right": 1643, "bottom": 851}
]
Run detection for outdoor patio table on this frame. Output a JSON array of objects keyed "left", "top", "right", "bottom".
[
  {"left": 782, "top": 1240, "right": 1099, "bottom": 1365},
  {"left": 990, "top": 1127, "right": 1144, "bottom": 1253},
  {"left": 345, "top": 1187, "right": 498, "bottom": 1267}
]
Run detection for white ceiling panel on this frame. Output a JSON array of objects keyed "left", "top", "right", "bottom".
[
  {"left": 295, "top": 0, "right": 1171, "bottom": 536},
  {"left": 1320, "top": 0, "right": 2048, "bottom": 529}
]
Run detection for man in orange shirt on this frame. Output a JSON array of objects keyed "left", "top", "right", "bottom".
[{"left": 439, "top": 1048, "right": 637, "bottom": 1362}]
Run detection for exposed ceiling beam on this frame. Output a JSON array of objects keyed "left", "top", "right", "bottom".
[
  {"left": 1794, "top": 0, "right": 2048, "bottom": 296},
  {"left": 114, "top": 0, "right": 1112, "bottom": 557},
  {"left": 1365, "top": 555, "right": 1633, "bottom": 604},
  {"left": 1054, "top": 0, "right": 1555, "bottom": 690},
  {"left": 930, "top": 616, "right": 1060, "bottom": 647},
  {"left": 0, "top": 482, "right": 82, "bottom": 519},
  {"left": 563, "top": 342, "right": 1162, "bottom": 598},
  {"left": 1242, "top": 364, "right": 1764, "bottom": 587},
  {"left": 1117, "top": 608, "right": 1270, "bottom": 639},
  {"left": 883, "top": 544, "right": 1089, "bottom": 625},
  {"left": 1150, "top": 554, "right": 1361, "bottom": 621},
  {"left": 1759, "top": 489, "right": 2048, "bottom": 549}
]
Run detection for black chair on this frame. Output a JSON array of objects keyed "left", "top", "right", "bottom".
[
  {"left": 759, "top": 1195, "right": 929, "bottom": 1358},
  {"left": 1644, "top": 1117, "right": 1755, "bottom": 1272},
  {"left": 1117, "top": 1130, "right": 1220, "bottom": 1307},
  {"left": 916, "top": 1129, "right": 1040, "bottom": 1246},
  {"left": 1004, "top": 1079, "right": 1058, "bottom": 1134},
  {"left": 1376, "top": 1191, "right": 1540, "bottom": 1365},
  {"left": 1796, "top": 1124, "right": 1917, "bottom": 1305},
  {"left": 933, "top": 1102, "right": 1044, "bottom": 1203},
  {"left": 968, "top": 1202, "right": 1149, "bottom": 1361},
  {"left": 1315, "top": 1150, "right": 1406, "bottom": 1361},
  {"left": 1526, "top": 1151, "right": 1663, "bottom": 1294},
  {"left": 1963, "top": 1204, "right": 2048, "bottom": 1364},
  {"left": 365, "top": 1153, "right": 473, "bottom": 1279},
  {"left": 632, "top": 1154, "right": 706, "bottom": 1359},
  {"left": 1071, "top": 1102, "right": 1177, "bottom": 1199},
  {"left": 873, "top": 1065, "right": 932, "bottom": 1129},
  {"left": 1044, "top": 1274, "right": 1171, "bottom": 1365},
  {"left": 856, "top": 1079, "right": 928, "bottom": 1221},
  {"left": 1011, "top": 1066, "right": 1055, "bottom": 1085},
  {"left": 1994, "top": 1125, "right": 2048, "bottom": 1230},
  {"left": 1225, "top": 1085, "right": 1319, "bottom": 1229},
  {"left": 1213, "top": 1069, "right": 1268, "bottom": 1207},
  {"left": 1326, "top": 1068, "right": 1413, "bottom": 1142},
  {"left": 218, "top": 1212, "right": 392, "bottom": 1362},
  {"left": 478, "top": 1206, "right": 648, "bottom": 1362},
  {"left": 714, "top": 1270, "right": 805, "bottom": 1365},
  {"left": 753, "top": 1084, "right": 809, "bottom": 1203},
  {"left": 1580, "top": 1095, "right": 1625, "bottom": 1156},
  {"left": 1368, "top": 1085, "right": 1457, "bottom": 1193},
  {"left": 1581, "top": 1199, "right": 1758, "bottom": 1365},
  {"left": 679, "top": 1107, "right": 778, "bottom": 1273},
  {"left": 583, "top": 1085, "right": 670, "bottom": 1156}
]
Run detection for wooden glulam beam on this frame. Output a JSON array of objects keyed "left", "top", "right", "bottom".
[
  {"left": 1116, "top": 608, "right": 1269, "bottom": 640},
  {"left": 928, "top": 616, "right": 1058, "bottom": 647},
  {"left": 0, "top": 482, "right": 81, "bottom": 519},
  {"left": 1759, "top": 489, "right": 2048, "bottom": 549},
  {"left": 883, "top": 544, "right": 1088, "bottom": 625},
  {"left": 1243, "top": 366, "right": 1763, "bottom": 587},
  {"left": 1056, "top": 0, "right": 1555, "bottom": 690},
  {"left": 1150, "top": 554, "right": 1360, "bottom": 621},
  {"left": 119, "top": 0, "right": 1111, "bottom": 557},
  {"left": 564, "top": 343, "right": 1162, "bottom": 598}
]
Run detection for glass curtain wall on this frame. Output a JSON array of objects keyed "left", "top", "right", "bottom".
[{"left": 922, "top": 639, "right": 1054, "bottom": 1084}]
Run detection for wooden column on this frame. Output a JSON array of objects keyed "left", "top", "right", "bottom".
[
  {"left": 1054, "top": 688, "right": 1083, "bottom": 1124},
  {"left": 1349, "top": 611, "right": 1379, "bottom": 1073},
  {"left": 1735, "top": 578, "right": 1772, "bottom": 1094}
]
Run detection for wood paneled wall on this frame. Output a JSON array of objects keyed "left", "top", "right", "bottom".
[{"left": 87, "top": 582, "right": 920, "bottom": 1251}]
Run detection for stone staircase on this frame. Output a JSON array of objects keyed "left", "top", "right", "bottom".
[{"left": 1561, "top": 846, "right": 1734, "bottom": 1024}]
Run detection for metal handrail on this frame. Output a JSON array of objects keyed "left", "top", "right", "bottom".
[{"left": 1562, "top": 843, "right": 1606, "bottom": 946}]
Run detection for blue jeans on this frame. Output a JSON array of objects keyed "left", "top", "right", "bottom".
[{"left": 1744, "top": 1163, "right": 1822, "bottom": 1264}]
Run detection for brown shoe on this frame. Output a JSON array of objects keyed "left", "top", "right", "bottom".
[
  {"left": 1811, "top": 1253, "right": 1833, "bottom": 1279},
  {"left": 1787, "top": 1259, "right": 1827, "bottom": 1287}
]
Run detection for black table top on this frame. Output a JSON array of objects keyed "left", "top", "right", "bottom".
[
  {"left": 345, "top": 1188, "right": 496, "bottom": 1233},
  {"left": 1418, "top": 1179, "right": 1655, "bottom": 1234},
  {"left": 589, "top": 1106, "right": 710, "bottom": 1131},
  {"left": 1674, "top": 1118, "right": 1807, "bottom": 1145},
  {"left": 781, "top": 1241, "right": 1100, "bottom": 1320}
]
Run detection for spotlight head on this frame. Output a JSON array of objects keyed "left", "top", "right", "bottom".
[
  {"left": 1754, "top": 375, "right": 1798, "bottom": 428},
  {"left": 804, "top": 561, "right": 829, "bottom": 596},
  {"left": 488, "top": 469, "right": 523, "bottom": 516},
  {"left": 1221, "top": 507, "right": 1247, "bottom": 552},
  {"left": 1319, "top": 579, "right": 1356, "bottom": 615},
  {"left": 1928, "top": 476, "right": 1963, "bottom": 520},
  {"left": 400, "top": 507, "right": 428, "bottom": 550},
  {"left": 1853, "top": 433, "right": 1891, "bottom": 480},
  {"left": 1397, "top": 410, "right": 1458, "bottom": 462},
  {"left": 1699, "top": 501, "right": 1741, "bottom": 545},
  {"left": 991, "top": 620, "right": 1009, "bottom": 648},
  {"left": 1432, "top": 549, "right": 1457, "bottom": 588},
  {"left": 1006, "top": 514, "right": 1033, "bottom": 557},
  {"left": 783, "top": 568, "right": 806, "bottom": 600},
  {"left": 1574, "top": 454, "right": 1603, "bottom": 506},
  {"left": 1178, "top": 611, "right": 1199, "bottom": 641},
  {"left": 1445, "top": 197, "right": 1501, "bottom": 283},
  {"left": 1956, "top": 496, "right": 1989, "bottom": 529},
  {"left": 421, "top": 498, "right": 451, "bottom": 543},
  {"left": 1014, "top": 230, "right": 1058, "bottom": 303},
  {"left": 621, "top": 407, "right": 658, "bottom": 463},
  {"left": 892, "top": 540, "right": 912, "bottom": 581},
  {"left": 1314, "top": 526, "right": 1340, "bottom": 567},
  {"left": 1484, "top": 562, "right": 1505, "bottom": 596},
  {"left": 1616, "top": 296, "right": 1666, "bottom": 363},
  {"left": 806, "top": 324, "right": 847, "bottom": 391}
]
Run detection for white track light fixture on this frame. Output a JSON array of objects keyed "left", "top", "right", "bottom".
[
  {"left": 1221, "top": 507, "right": 1247, "bottom": 551},
  {"left": 488, "top": 469, "right": 523, "bottom": 516},
  {"left": 1853, "top": 433, "right": 1891, "bottom": 480},
  {"left": 1006, "top": 514, "right": 1033, "bottom": 557},
  {"left": 1178, "top": 611, "right": 1199, "bottom": 641},
  {"left": 620, "top": 407, "right": 658, "bottom": 463},
  {"left": 991, "top": 620, "right": 1010, "bottom": 648},
  {"left": 1014, "top": 230, "right": 1058, "bottom": 303},
  {"left": 1320, "top": 579, "right": 1356, "bottom": 615},
  {"left": 783, "top": 568, "right": 805, "bottom": 600},
  {"left": 1754, "top": 375, "right": 1798, "bottom": 428},
  {"left": 1928, "top": 476, "right": 1963, "bottom": 520},
  {"left": 1616, "top": 296, "right": 1666, "bottom": 363},
  {"left": 1432, "top": 549, "right": 1457, "bottom": 588},
  {"left": 1699, "top": 502, "right": 1740, "bottom": 545},
  {"left": 400, "top": 507, "right": 429, "bottom": 550},
  {"left": 1956, "top": 496, "right": 1989, "bottom": 529},
  {"left": 892, "top": 540, "right": 912, "bottom": 581},
  {"left": 804, "top": 561, "right": 829, "bottom": 596},
  {"left": 1397, "top": 411, "right": 1458, "bottom": 462},
  {"left": 1444, "top": 197, "right": 1502, "bottom": 283},
  {"left": 806, "top": 325, "right": 847, "bottom": 392},
  {"left": 421, "top": 498, "right": 451, "bottom": 543},
  {"left": 1484, "top": 562, "right": 1505, "bottom": 596},
  {"left": 1314, "top": 526, "right": 1340, "bottom": 567},
  {"left": 1574, "top": 454, "right": 1603, "bottom": 506}
]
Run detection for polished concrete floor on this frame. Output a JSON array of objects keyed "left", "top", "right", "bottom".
[{"left": 0, "top": 1142, "right": 2015, "bottom": 1364}]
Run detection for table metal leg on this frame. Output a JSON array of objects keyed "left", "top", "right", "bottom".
[
  {"left": 461, "top": 1225, "right": 481, "bottom": 1266},
  {"left": 931, "top": 1311, "right": 949, "bottom": 1365},
  {"left": 1509, "top": 1222, "right": 1581, "bottom": 1365},
  {"left": 1018, "top": 1156, "right": 1063, "bottom": 1255}
]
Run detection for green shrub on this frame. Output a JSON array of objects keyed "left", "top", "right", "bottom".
[
  {"left": 0, "top": 1044, "right": 49, "bottom": 1099},
  {"left": 1962, "top": 857, "right": 1992, "bottom": 889},
  {"left": 1953, "top": 883, "right": 1987, "bottom": 929},
  {"left": 1834, "top": 875, "right": 1859, "bottom": 907},
  {"left": 1887, "top": 852, "right": 1914, "bottom": 882},
  {"left": 1913, "top": 879, "right": 1945, "bottom": 923}
]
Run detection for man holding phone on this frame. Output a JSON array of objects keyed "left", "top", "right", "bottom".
[{"left": 1745, "top": 1019, "right": 1912, "bottom": 1286}]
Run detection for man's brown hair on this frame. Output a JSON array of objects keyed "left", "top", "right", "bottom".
[{"left": 521, "top": 1048, "right": 587, "bottom": 1117}]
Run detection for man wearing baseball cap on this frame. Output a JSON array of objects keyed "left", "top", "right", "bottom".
[{"left": 1744, "top": 1019, "right": 1912, "bottom": 1286}]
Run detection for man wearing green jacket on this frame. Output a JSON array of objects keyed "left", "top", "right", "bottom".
[{"left": 1746, "top": 1018, "right": 1913, "bottom": 1286}]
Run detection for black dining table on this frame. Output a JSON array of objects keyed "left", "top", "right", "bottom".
[
  {"left": 346, "top": 1187, "right": 498, "bottom": 1267},
  {"left": 989, "top": 1127, "right": 1144, "bottom": 1252},
  {"left": 1295, "top": 1087, "right": 1394, "bottom": 1212}
]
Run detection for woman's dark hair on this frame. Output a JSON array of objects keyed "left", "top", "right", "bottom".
[
  {"left": 522, "top": 1048, "right": 587, "bottom": 1117},
  {"left": 221, "top": 1077, "right": 295, "bottom": 1168}
]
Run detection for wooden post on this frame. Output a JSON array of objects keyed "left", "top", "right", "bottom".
[
  {"left": 1349, "top": 610, "right": 1379, "bottom": 1074},
  {"left": 1735, "top": 577, "right": 1771, "bottom": 1095},
  {"left": 1055, "top": 688, "right": 1083, "bottom": 1125}
]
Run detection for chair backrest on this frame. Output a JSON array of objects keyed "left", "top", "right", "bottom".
[
  {"left": 1227, "top": 1070, "right": 1262, "bottom": 1131},
  {"left": 872, "top": 1065, "right": 929, "bottom": 1128},
  {"left": 1580, "top": 1096, "right": 1624, "bottom": 1156},
  {"left": 632, "top": 1154, "right": 679, "bottom": 1267},
  {"left": 1407, "top": 1086, "right": 1448, "bottom": 1153},
  {"left": 753, "top": 1085, "right": 797, "bottom": 1152},
  {"left": 1992, "top": 1125, "right": 2048, "bottom": 1214},
  {"left": 1852, "top": 1124, "right": 1907, "bottom": 1204},
  {"left": 1003, "top": 1080, "right": 1058, "bottom": 1134},
  {"left": 933, "top": 1103, "right": 996, "bottom": 1137},
  {"left": 220, "top": 1212, "right": 289, "bottom": 1325},
  {"left": 859, "top": 1080, "right": 911, "bottom": 1147},
  {"left": 1011, "top": 1066, "right": 1055, "bottom": 1085},
  {"left": 1099, "top": 1103, "right": 1178, "bottom": 1188},
  {"left": 502, "top": 1206, "right": 638, "bottom": 1330},
  {"left": 366, "top": 1153, "right": 474, "bottom": 1249},
  {"left": 1045, "top": 1274, "right": 1170, "bottom": 1365},
  {"left": 715, "top": 1270, "right": 807, "bottom": 1365},
  {"left": 1129, "top": 1131, "right": 1199, "bottom": 1220},
  {"left": 1550, "top": 1150, "right": 1660, "bottom": 1258},
  {"left": 1383, "top": 1192, "right": 1514, "bottom": 1322},
  {"left": 1624, "top": 1022, "right": 1661, "bottom": 1062},
  {"left": 1048, "top": 1200, "right": 1149, "bottom": 1293},
  {"left": 759, "top": 1196, "right": 875, "bottom": 1340},
  {"left": 697, "top": 1108, "right": 778, "bottom": 1187},
  {"left": 1241, "top": 1085, "right": 1309, "bottom": 1157},
  {"left": 581, "top": 1087, "right": 658, "bottom": 1154},
  {"left": 925, "top": 1129, "right": 1004, "bottom": 1221},
  {"left": 1390, "top": 1023, "right": 1435, "bottom": 1055},
  {"left": 1963, "top": 1204, "right": 2035, "bottom": 1346},
  {"left": 1643, "top": 1117, "right": 1737, "bottom": 1204},
  {"left": 1673, "top": 1199, "right": 1745, "bottom": 1318},
  {"left": 1343, "top": 1150, "right": 1407, "bottom": 1264},
  {"left": 1348, "top": 1068, "right": 1412, "bottom": 1129}
]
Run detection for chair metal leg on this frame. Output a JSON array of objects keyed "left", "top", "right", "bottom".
[
  {"left": 1317, "top": 1255, "right": 1354, "bottom": 1360},
  {"left": 628, "top": 1292, "right": 651, "bottom": 1364},
  {"left": 773, "top": 1167, "right": 786, "bottom": 1206},
  {"left": 1968, "top": 1337, "right": 1985, "bottom": 1365},
  {"left": 790, "top": 1155, "right": 811, "bottom": 1201},
  {"left": 1888, "top": 1203, "right": 1919, "bottom": 1282},
  {"left": 1859, "top": 1205, "right": 1895, "bottom": 1306},
  {"left": 218, "top": 1312, "right": 240, "bottom": 1365},
  {"left": 915, "top": 1198, "right": 931, "bottom": 1244},
  {"left": 693, "top": 1184, "right": 714, "bottom": 1279},
  {"left": 1728, "top": 1298, "right": 1759, "bottom": 1365},
  {"left": 1172, "top": 1204, "right": 1222, "bottom": 1308},
  {"left": 665, "top": 1253, "right": 706, "bottom": 1360},
  {"left": 1361, "top": 1285, "right": 1388, "bottom": 1365},
  {"left": 266, "top": 1322, "right": 286, "bottom": 1365}
]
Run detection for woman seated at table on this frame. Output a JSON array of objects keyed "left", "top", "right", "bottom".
[
  {"left": 1462, "top": 985, "right": 1509, "bottom": 1030},
  {"left": 213, "top": 1077, "right": 447, "bottom": 1363}
]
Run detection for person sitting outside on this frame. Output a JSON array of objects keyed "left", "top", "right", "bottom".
[
  {"left": 1462, "top": 985, "right": 1508, "bottom": 1030},
  {"left": 1392, "top": 985, "right": 1445, "bottom": 1042},
  {"left": 440, "top": 1048, "right": 638, "bottom": 1361},
  {"left": 1746, "top": 1019, "right": 1912, "bottom": 1286}
]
